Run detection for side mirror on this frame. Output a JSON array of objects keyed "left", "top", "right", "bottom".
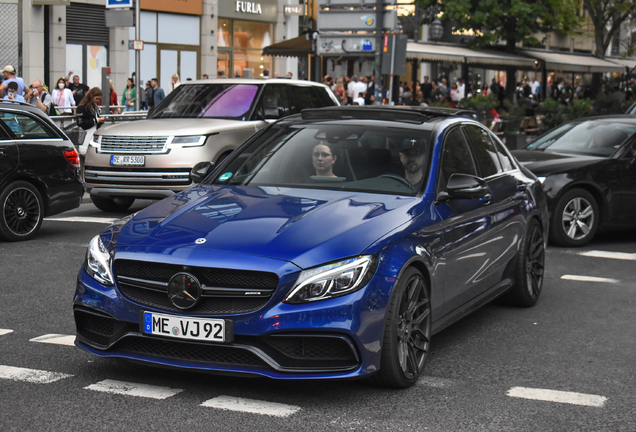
[
  {"left": 446, "top": 173, "right": 489, "bottom": 199},
  {"left": 264, "top": 107, "right": 282, "bottom": 119},
  {"left": 190, "top": 161, "right": 214, "bottom": 184}
]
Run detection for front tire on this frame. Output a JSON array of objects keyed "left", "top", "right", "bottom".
[
  {"left": 90, "top": 194, "right": 135, "bottom": 212},
  {"left": 0, "top": 181, "right": 44, "bottom": 241},
  {"left": 375, "top": 267, "right": 431, "bottom": 388},
  {"left": 550, "top": 188, "right": 598, "bottom": 247},
  {"left": 503, "top": 218, "right": 545, "bottom": 307}
]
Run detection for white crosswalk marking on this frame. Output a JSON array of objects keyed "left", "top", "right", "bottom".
[
  {"left": 44, "top": 216, "right": 118, "bottom": 224},
  {"left": 0, "top": 365, "right": 73, "bottom": 384},
  {"left": 507, "top": 387, "right": 608, "bottom": 407},
  {"left": 561, "top": 275, "right": 619, "bottom": 283},
  {"left": 579, "top": 250, "right": 636, "bottom": 261},
  {"left": 85, "top": 379, "right": 183, "bottom": 400},
  {"left": 201, "top": 396, "right": 301, "bottom": 417},
  {"left": 29, "top": 334, "right": 76, "bottom": 346},
  {"left": 0, "top": 329, "right": 14, "bottom": 336}
]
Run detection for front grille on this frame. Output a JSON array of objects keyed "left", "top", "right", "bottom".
[
  {"left": 114, "top": 259, "right": 280, "bottom": 315},
  {"left": 84, "top": 166, "right": 192, "bottom": 187},
  {"left": 99, "top": 135, "right": 169, "bottom": 153},
  {"left": 115, "top": 336, "right": 268, "bottom": 367}
]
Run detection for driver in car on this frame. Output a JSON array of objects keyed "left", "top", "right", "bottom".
[
  {"left": 312, "top": 143, "right": 338, "bottom": 177},
  {"left": 400, "top": 139, "right": 426, "bottom": 186}
]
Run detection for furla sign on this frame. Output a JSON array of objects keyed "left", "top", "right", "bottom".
[
  {"left": 236, "top": 1, "right": 262, "bottom": 14},
  {"left": 219, "top": 0, "right": 277, "bottom": 22}
]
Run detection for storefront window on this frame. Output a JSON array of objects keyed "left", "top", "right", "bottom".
[
  {"left": 233, "top": 20, "right": 272, "bottom": 49},
  {"left": 218, "top": 19, "right": 273, "bottom": 78},
  {"left": 218, "top": 19, "right": 232, "bottom": 48}
]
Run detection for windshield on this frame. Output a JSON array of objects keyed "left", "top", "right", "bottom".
[
  {"left": 208, "top": 123, "right": 432, "bottom": 196},
  {"left": 527, "top": 121, "right": 636, "bottom": 156},
  {"left": 148, "top": 84, "right": 261, "bottom": 120}
]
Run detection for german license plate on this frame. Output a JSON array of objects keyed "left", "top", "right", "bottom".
[
  {"left": 111, "top": 155, "right": 145, "bottom": 166},
  {"left": 141, "top": 312, "right": 232, "bottom": 343}
]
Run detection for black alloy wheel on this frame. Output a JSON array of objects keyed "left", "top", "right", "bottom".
[
  {"left": 550, "top": 188, "right": 599, "bottom": 247},
  {"left": 0, "top": 181, "right": 44, "bottom": 242},
  {"left": 503, "top": 218, "right": 545, "bottom": 307},
  {"left": 375, "top": 267, "right": 431, "bottom": 388},
  {"left": 90, "top": 194, "right": 135, "bottom": 212}
]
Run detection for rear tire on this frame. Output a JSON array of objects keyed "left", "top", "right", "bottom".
[
  {"left": 0, "top": 181, "right": 44, "bottom": 242},
  {"left": 90, "top": 194, "right": 135, "bottom": 212},
  {"left": 374, "top": 267, "right": 431, "bottom": 388}
]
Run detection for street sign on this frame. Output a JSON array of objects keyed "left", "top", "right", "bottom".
[
  {"left": 133, "top": 40, "right": 144, "bottom": 50},
  {"left": 105, "top": 9, "right": 134, "bottom": 27},
  {"left": 106, "top": 0, "right": 132, "bottom": 8},
  {"left": 317, "top": 9, "right": 398, "bottom": 32},
  {"left": 316, "top": 34, "right": 376, "bottom": 56},
  {"left": 318, "top": 0, "right": 396, "bottom": 6}
]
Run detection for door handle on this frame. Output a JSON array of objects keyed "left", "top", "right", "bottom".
[{"left": 481, "top": 193, "right": 492, "bottom": 205}]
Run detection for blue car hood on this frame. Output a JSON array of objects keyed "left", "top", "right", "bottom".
[{"left": 113, "top": 185, "right": 421, "bottom": 269}]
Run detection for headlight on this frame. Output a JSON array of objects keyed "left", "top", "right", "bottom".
[
  {"left": 169, "top": 135, "right": 206, "bottom": 147},
  {"left": 85, "top": 235, "right": 114, "bottom": 286},
  {"left": 284, "top": 256, "right": 377, "bottom": 304}
]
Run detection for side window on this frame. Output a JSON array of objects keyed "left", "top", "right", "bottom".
[
  {"left": 0, "top": 111, "right": 58, "bottom": 139},
  {"left": 464, "top": 125, "right": 502, "bottom": 177},
  {"left": 492, "top": 138, "right": 515, "bottom": 171},
  {"left": 313, "top": 87, "right": 337, "bottom": 107},
  {"left": 259, "top": 85, "right": 291, "bottom": 117},
  {"left": 290, "top": 86, "right": 320, "bottom": 113},
  {"left": 439, "top": 127, "right": 478, "bottom": 190}
]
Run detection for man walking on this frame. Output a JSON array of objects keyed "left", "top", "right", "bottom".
[
  {"left": 67, "top": 74, "right": 89, "bottom": 107},
  {"left": 0, "top": 65, "right": 30, "bottom": 98},
  {"left": 148, "top": 78, "right": 165, "bottom": 111}
]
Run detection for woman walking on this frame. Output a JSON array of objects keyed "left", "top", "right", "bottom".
[
  {"left": 76, "top": 87, "right": 105, "bottom": 157},
  {"left": 121, "top": 78, "right": 135, "bottom": 111},
  {"left": 51, "top": 76, "right": 75, "bottom": 114}
]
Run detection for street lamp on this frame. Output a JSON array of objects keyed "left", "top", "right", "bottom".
[{"left": 428, "top": 18, "right": 444, "bottom": 41}]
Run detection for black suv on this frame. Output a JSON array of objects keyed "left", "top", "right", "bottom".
[{"left": 0, "top": 100, "right": 83, "bottom": 241}]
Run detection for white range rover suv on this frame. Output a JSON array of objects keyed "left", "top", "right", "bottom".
[{"left": 84, "top": 78, "right": 339, "bottom": 211}]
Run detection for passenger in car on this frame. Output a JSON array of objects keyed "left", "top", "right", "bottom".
[
  {"left": 399, "top": 139, "right": 426, "bottom": 186},
  {"left": 312, "top": 143, "right": 338, "bottom": 177}
]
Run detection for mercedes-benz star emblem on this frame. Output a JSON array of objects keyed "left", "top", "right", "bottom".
[{"left": 167, "top": 272, "right": 201, "bottom": 309}]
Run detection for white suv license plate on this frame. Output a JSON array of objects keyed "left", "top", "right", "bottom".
[
  {"left": 111, "top": 155, "right": 145, "bottom": 166},
  {"left": 142, "top": 312, "right": 230, "bottom": 343}
]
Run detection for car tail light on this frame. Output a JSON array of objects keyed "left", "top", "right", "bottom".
[{"left": 63, "top": 148, "right": 80, "bottom": 168}]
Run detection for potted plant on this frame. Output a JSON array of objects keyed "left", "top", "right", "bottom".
[{"left": 502, "top": 102, "right": 527, "bottom": 150}]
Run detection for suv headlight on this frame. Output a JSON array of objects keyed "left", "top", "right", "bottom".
[
  {"left": 168, "top": 135, "right": 206, "bottom": 148},
  {"left": 284, "top": 256, "right": 378, "bottom": 304},
  {"left": 85, "top": 235, "right": 114, "bottom": 286}
]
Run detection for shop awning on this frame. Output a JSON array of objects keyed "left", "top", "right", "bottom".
[
  {"left": 607, "top": 57, "right": 636, "bottom": 71},
  {"left": 406, "top": 42, "right": 536, "bottom": 68},
  {"left": 521, "top": 49, "right": 627, "bottom": 73},
  {"left": 262, "top": 36, "right": 312, "bottom": 58}
]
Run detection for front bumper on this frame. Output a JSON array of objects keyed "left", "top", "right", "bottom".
[{"left": 73, "top": 265, "right": 393, "bottom": 380}]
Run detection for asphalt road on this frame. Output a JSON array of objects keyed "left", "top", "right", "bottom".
[{"left": 1, "top": 198, "right": 635, "bottom": 431}]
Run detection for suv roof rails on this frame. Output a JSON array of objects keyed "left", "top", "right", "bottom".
[
  {"left": 0, "top": 99, "right": 34, "bottom": 108},
  {"left": 301, "top": 106, "right": 476, "bottom": 123}
]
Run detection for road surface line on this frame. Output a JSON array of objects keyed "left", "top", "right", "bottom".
[
  {"left": 85, "top": 379, "right": 183, "bottom": 399},
  {"left": 561, "top": 275, "right": 619, "bottom": 283},
  {"left": 507, "top": 387, "right": 607, "bottom": 407},
  {"left": 30, "top": 334, "right": 76, "bottom": 346},
  {"left": 0, "top": 329, "right": 14, "bottom": 336},
  {"left": 201, "top": 396, "right": 301, "bottom": 417},
  {"left": 0, "top": 365, "right": 73, "bottom": 383},
  {"left": 44, "top": 216, "right": 118, "bottom": 224},
  {"left": 579, "top": 250, "right": 636, "bottom": 261}
]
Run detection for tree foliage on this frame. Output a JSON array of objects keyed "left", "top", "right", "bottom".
[
  {"left": 583, "top": 0, "right": 636, "bottom": 58},
  {"left": 417, "top": 0, "right": 580, "bottom": 51}
]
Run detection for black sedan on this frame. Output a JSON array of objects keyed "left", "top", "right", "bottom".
[
  {"left": 0, "top": 101, "right": 84, "bottom": 241},
  {"left": 513, "top": 116, "right": 636, "bottom": 246}
]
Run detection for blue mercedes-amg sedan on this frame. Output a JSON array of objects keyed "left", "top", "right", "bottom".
[{"left": 74, "top": 106, "right": 548, "bottom": 388}]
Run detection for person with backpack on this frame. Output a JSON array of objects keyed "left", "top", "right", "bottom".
[{"left": 25, "top": 80, "right": 52, "bottom": 116}]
